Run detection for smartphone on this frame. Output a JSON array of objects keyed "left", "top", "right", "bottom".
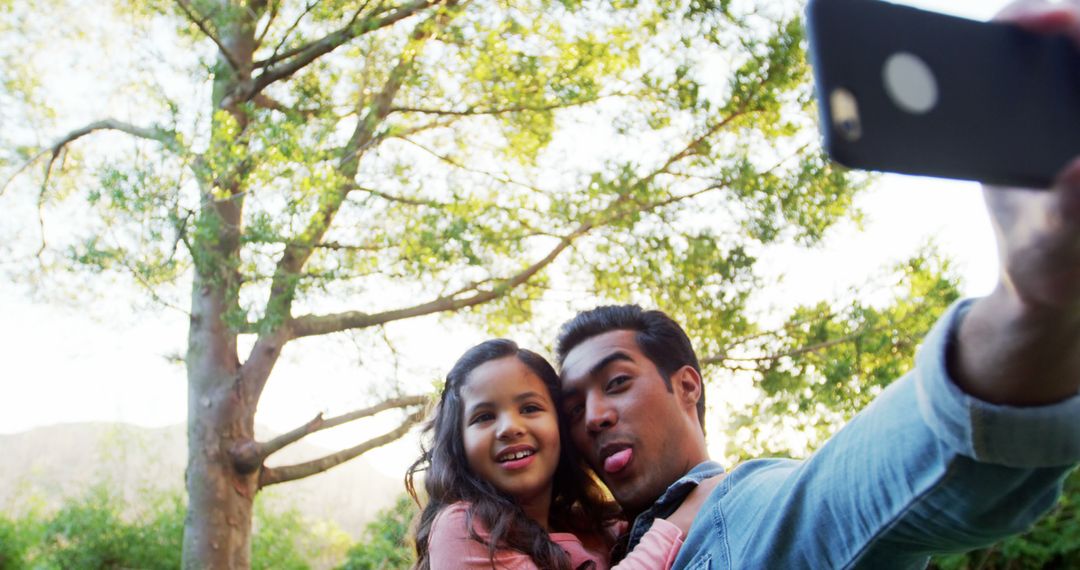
[{"left": 805, "top": 0, "right": 1080, "bottom": 188}]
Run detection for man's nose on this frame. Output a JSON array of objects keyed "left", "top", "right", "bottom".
[
  {"left": 585, "top": 397, "right": 617, "bottom": 433},
  {"left": 496, "top": 414, "right": 525, "bottom": 440}
]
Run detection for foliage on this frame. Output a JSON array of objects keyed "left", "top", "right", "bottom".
[
  {"left": 929, "top": 469, "right": 1080, "bottom": 570},
  {"left": 0, "top": 512, "right": 41, "bottom": 570},
  {"left": 722, "top": 246, "right": 962, "bottom": 459},
  {"left": 34, "top": 486, "right": 183, "bottom": 570},
  {"left": 339, "top": 495, "right": 419, "bottom": 570},
  {"left": 1, "top": 0, "right": 869, "bottom": 338},
  {"left": 251, "top": 495, "right": 353, "bottom": 570},
  {"left": 0, "top": 485, "right": 347, "bottom": 569}
]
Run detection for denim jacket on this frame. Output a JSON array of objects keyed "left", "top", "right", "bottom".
[{"left": 631, "top": 300, "right": 1080, "bottom": 569}]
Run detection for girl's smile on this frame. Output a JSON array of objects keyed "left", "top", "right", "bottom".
[{"left": 496, "top": 444, "right": 538, "bottom": 469}]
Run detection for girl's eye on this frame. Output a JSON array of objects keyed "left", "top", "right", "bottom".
[
  {"left": 470, "top": 412, "right": 494, "bottom": 425},
  {"left": 521, "top": 403, "right": 543, "bottom": 414}
]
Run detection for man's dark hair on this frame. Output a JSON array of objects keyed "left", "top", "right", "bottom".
[{"left": 555, "top": 305, "right": 705, "bottom": 432}]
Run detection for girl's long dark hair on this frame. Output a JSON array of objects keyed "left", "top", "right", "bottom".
[{"left": 406, "top": 339, "right": 618, "bottom": 570}]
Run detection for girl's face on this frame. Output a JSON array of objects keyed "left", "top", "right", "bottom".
[{"left": 460, "top": 356, "right": 561, "bottom": 509}]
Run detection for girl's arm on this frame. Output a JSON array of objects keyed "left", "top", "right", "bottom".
[
  {"left": 608, "top": 518, "right": 683, "bottom": 570},
  {"left": 428, "top": 503, "right": 542, "bottom": 570},
  {"left": 608, "top": 474, "right": 719, "bottom": 570}
]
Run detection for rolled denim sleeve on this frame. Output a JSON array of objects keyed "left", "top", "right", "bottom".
[{"left": 915, "top": 298, "right": 1080, "bottom": 467}]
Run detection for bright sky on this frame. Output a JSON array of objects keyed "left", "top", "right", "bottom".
[{"left": 1, "top": 0, "right": 1016, "bottom": 478}]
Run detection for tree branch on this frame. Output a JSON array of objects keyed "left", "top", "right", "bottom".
[
  {"left": 703, "top": 333, "right": 860, "bottom": 367},
  {"left": 260, "top": 0, "right": 322, "bottom": 67},
  {"left": 252, "top": 93, "right": 322, "bottom": 118},
  {"left": 3, "top": 119, "right": 181, "bottom": 196},
  {"left": 286, "top": 137, "right": 753, "bottom": 341},
  {"left": 267, "top": 394, "right": 427, "bottom": 458},
  {"left": 388, "top": 93, "right": 622, "bottom": 117},
  {"left": 256, "top": 0, "right": 363, "bottom": 68},
  {"left": 249, "top": 0, "right": 439, "bottom": 96},
  {"left": 173, "top": 0, "right": 242, "bottom": 72},
  {"left": 259, "top": 8, "right": 448, "bottom": 330},
  {"left": 7, "top": 119, "right": 183, "bottom": 257},
  {"left": 253, "top": 0, "right": 280, "bottom": 49},
  {"left": 702, "top": 310, "right": 922, "bottom": 368},
  {"left": 289, "top": 225, "right": 589, "bottom": 338},
  {"left": 245, "top": 18, "right": 453, "bottom": 394},
  {"left": 383, "top": 116, "right": 462, "bottom": 139},
  {"left": 399, "top": 136, "right": 552, "bottom": 198},
  {"left": 117, "top": 255, "right": 192, "bottom": 316},
  {"left": 239, "top": 327, "right": 292, "bottom": 406},
  {"left": 314, "top": 240, "right": 384, "bottom": 251},
  {"left": 258, "top": 408, "right": 426, "bottom": 487},
  {"left": 645, "top": 109, "right": 747, "bottom": 185},
  {"left": 640, "top": 50, "right": 787, "bottom": 186},
  {"left": 636, "top": 141, "right": 806, "bottom": 215},
  {"left": 232, "top": 394, "right": 428, "bottom": 472},
  {"left": 348, "top": 183, "right": 447, "bottom": 207}
]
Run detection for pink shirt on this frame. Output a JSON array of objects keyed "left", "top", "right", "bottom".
[{"left": 428, "top": 502, "right": 683, "bottom": 569}]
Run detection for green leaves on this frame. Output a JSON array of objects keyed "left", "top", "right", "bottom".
[
  {"left": 0, "top": 485, "right": 349, "bottom": 569},
  {"left": 6, "top": 0, "right": 878, "bottom": 340},
  {"left": 721, "top": 247, "right": 961, "bottom": 460},
  {"left": 339, "top": 495, "right": 418, "bottom": 570},
  {"left": 931, "top": 470, "right": 1080, "bottom": 569}
]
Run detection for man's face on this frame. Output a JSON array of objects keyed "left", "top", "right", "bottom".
[{"left": 559, "top": 330, "right": 702, "bottom": 515}]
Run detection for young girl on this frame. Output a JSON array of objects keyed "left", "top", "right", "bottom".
[{"left": 406, "top": 339, "right": 701, "bottom": 569}]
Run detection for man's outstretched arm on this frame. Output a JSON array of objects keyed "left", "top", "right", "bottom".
[{"left": 673, "top": 3, "right": 1080, "bottom": 567}]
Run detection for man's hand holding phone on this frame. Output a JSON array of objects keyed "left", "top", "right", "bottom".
[
  {"left": 955, "top": 0, "right": 1080, "bottom": 408},
  {"left": 806, "top": 0, "right": 1080, "bottom": 188}
]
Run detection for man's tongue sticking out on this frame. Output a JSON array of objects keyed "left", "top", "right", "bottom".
[{"left": 604, "top": 448, "right": 633, "bottom": 474}]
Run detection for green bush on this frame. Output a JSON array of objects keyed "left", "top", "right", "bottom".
[
  {"left": 339, "top": 495, "right": 418, "bottom": 570},
  {"left": 0, "top": 485, "right": 350, "bottom": 569},
  {"left": 0, "top": 512, "right": 41, "bottom": 570},
  {"left": 39, "top": 486, "right": 182, "bottom": 570},
  {"left": 930, "top": 469, "right": 1079, "bottom": 570}
]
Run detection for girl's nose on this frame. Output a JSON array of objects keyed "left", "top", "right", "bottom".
[{"left": 496, "top": 414, "right": 526, "bottom": 440}]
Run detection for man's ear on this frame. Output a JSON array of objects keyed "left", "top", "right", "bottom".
[{"left": 671, "top": 365, "right": 703, "bottom": 411}]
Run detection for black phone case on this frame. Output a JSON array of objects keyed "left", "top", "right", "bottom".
[{"left": 806, "top": 0, "right": 1080, "bottom": 188}]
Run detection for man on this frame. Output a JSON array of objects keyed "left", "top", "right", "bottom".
[{"left": 557, "top": 1, "right": 1080, "bottom": 567}]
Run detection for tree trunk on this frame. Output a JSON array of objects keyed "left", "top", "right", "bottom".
[
  {"left": 182, "top": 273, "right": 258, "bottom": 568},
  {"left": 182, "top": 6, "right": 259, "bottom": 563}
]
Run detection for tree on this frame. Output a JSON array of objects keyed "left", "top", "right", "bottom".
[{"left": 3, "top": 0, "right": 944, "bottom": 567}]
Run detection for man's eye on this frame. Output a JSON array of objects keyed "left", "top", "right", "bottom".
[
  {"left": 606, "top": 375, "right": 630, "bottom": 391},
  {"left": 566, "top": 403, "right": 584, "bottom": 420}
]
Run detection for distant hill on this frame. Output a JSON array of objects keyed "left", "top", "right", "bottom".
[{"left": 0, "top": 422, "right": 407, "bottom": 537}]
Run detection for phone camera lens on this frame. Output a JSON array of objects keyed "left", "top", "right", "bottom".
[
  {"left": 838, "top": 119, "right": 860, "bottom": 138},
  {"left": 829, "top": 88, "right": 862, "bottom": 141}
]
